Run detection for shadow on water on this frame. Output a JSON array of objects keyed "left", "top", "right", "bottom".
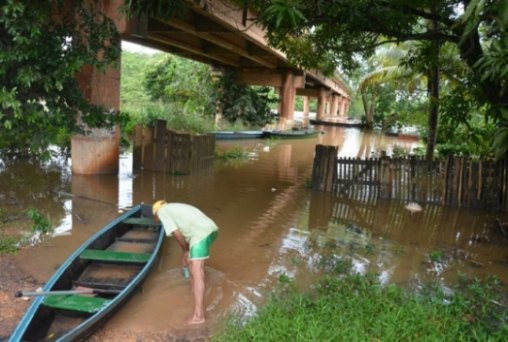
[{"left": 2, "top": 126, "right": 508, "bottom": 338}]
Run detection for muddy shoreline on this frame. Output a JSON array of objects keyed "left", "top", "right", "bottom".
[
  {"left": 0, "top": 255, "right": 37, "bottom": 341},
  {"left": 0, "top": 254, "right": 210, "bottom": 342}
]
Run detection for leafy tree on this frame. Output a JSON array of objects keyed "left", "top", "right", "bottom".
[
  {"left": 218, "top": 71, "right": 277, "bottom": 127},
  {"left": 143, "top": 55, "right": 218, "bottom": 117},
  {"left": 0, "top": 0, "right": 121, "bottom": 156},
  {"left": 123, "top": 51, "right": 275, "bottom": 130},
  {"left": 245, "top": 0, "right": 508, "bottom": 158},
  {"left": 120, "top": 51, "right": 163, "bottom": 109},
  {"left": 357, "top": 44, "right": 424, "bottom": 129}
]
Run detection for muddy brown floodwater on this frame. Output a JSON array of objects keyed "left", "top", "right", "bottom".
[{"left": 1, "top": 126, "right": 508, "bottom": 341}]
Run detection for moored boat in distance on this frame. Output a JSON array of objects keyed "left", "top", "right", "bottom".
[
  {"left": 310, "top": 118, "right": 365, "bottom": 128},
  {"left": 213, "top": 130, "right": 266, "bottom": 140},
  {"left": 384, "top": 126, "right": 421, "bottom": 141},
  {"left": 9, "top": 204, "right": 164, "bottom": 342},
  {"left": 265, "top": 129, "right": 322, "bottom": 139}
]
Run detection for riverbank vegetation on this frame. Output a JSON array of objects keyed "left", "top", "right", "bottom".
[
  {"left": 245, "top": 0, "right": 508, "bottom": 161},
  {"left": 3, "top": 1, "right": 506, "bottom": 161},
  {"left": 120, "top": 51, "right": 278, "bottom": 139},
  {"left": 214, "top": 259, "right": 508, "bottom": 341},
  {"left": 0, "top": 1, "right": 122, "bottom": 157}
]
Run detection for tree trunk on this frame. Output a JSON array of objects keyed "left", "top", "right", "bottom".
[
  {"left": 426, "top": 20, "right": 440, "bottom": 170},
  {"left": 362, "top": 92, "right": 375, "bottom": 129},
  {"left": 426, "top": 66, "right": 439, "bottom": 169}
]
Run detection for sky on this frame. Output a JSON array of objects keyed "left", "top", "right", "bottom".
[{"left": 121, "top": 41, "right": 161, "bottom": 55}]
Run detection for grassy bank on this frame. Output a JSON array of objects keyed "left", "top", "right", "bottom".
[{"left": 214, "top": 261, "right": 508, "bottom": 341}]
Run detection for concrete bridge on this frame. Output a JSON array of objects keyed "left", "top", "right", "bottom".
[{"left": 74, "top": 0, "right": 351, "bottom": 174}]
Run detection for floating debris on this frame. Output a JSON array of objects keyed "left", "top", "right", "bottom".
[{"left": 405, "top": 202, "right": 422, "bottom": 214}]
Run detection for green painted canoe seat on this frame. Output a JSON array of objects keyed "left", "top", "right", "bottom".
[
  {"left": 122, "top": 217, "right": 159, "bottom": 226},
  {"left": 80, "top": 249, "right": 151, "bottom": 264},
  {"left": 43, "top": 294, "right": 110, "bottom": 314}
]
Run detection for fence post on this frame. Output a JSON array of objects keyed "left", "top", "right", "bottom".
[
  {"left": 133, "top": 124, "right": 143, "bottom": 169},
  {"left": 153, "top": 120, "right": 168, "bottom": 172},
  {"left": 379, "top": 156, "right": 391, "bottom": 199},
  {"left": 311, "top": 145, "right": 338, "bottom": 192}
]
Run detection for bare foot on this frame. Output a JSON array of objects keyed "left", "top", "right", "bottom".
[{"left": 186, "top": 316, "right": 205, "bottom": 325}]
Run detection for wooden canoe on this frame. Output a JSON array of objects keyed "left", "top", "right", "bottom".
[{"left": 9, "top": 204, "right": 164, "bottom": 342}]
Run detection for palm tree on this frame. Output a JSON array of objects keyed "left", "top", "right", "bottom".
[
  {"left": 358, "top": 40, "right": 468, "bottom": 164},
  {"left": 358, "top": 44, "right": 424, "bottom": 130}
]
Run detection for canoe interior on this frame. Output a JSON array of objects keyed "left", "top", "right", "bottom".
[{"left": 18, "top": 205, "right": 162, "bottom": 341}]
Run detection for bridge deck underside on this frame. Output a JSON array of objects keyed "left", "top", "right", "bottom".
[{"left": 121, "top": 1, "right": 349, "bottom": 97}]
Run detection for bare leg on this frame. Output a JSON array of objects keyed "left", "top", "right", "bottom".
[{"left": 187, "top": 258, "right": 206, "bottom": 324}]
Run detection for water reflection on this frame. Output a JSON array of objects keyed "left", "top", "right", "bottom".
[
  {"left": 2, "top": 127, "right": 507, "bottom": 339},
  {"left": 320, "top": 126, "right": 421, "bottom": 158}
]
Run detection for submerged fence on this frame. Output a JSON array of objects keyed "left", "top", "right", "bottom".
[
  {"left": 311, "top": 144, "right": 508, "bottom": 211},
  {"left": 133, "top": 120, "right": 215, "bottom": 174}
]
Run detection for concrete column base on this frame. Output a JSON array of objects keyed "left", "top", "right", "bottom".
[{"left": 71, "top": 130, "right": 120, "bottom": 175}]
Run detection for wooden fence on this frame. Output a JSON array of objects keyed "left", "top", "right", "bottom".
[
  {"left": 133, "top": 120, "right": 215, "bottom": 174},
  {"left": 311, "top": 144, "right": 508, "bottom": 211}
]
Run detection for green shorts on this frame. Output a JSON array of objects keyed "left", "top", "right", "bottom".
[{"left": 190, "top": 231, "right": 218, "bottom": 260}]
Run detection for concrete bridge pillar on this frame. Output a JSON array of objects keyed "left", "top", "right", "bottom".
[
  {"left": 71, "top": 0, "right": 126, "bottom": 175},
  {"left": 278, "top": 71, "right": 297, "bottom": 129},
  {"left": 316, "top": 87, "right": 330, "bottom": 120},
  {"left": 338, "top": 96, "right": 347, "bottom": 117},
  {"left": 72, "top": 64, "right": 121, "bottom": 175},
  {"left": 330, "top": 94, "right": 339, "bottom": 117},
  {"left": 302, "top": 96, "right": 310, "bottom": 123}
]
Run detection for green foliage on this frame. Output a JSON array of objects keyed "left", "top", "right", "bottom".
[
  {"left": 25, "top": 208, "right": 52, "bottom": 234},
  {"left": 260, "top": 0, "right": 305, "bottom": 31},
  {"left": 0, "top": 236, "right": 18, "bottom": 255},
  {"left": 277, "top": 272, "right": 292, "bottom": 285},
  {"left": 429, "top": 250, "right": 444, "bottom": 263},
  {"left": 122, "top": 52, "right": 276, "bottom": 133},
  {"left": 143, "top": 55, "right": 218, "bottom": 117},
  {"left": 0, "top": 207, "right": 19, "bottom": 255},
  {"left": 492, "top": 109, "right": 508, "bottom": 158},
  {"left": 123, "top": 101, "right": 215, "bottom": 134},
  {"left": 248, "top": 0, "right": 508, "bottom": 156},
  {"left": 215, "top": 146, "right": 249, "bottom": 160},
  {"left": 121, "top": 52, "right": 216, "bottom": 134},
  {"left": 0, "top": 0, "right": 121, "bottom": 155},
  {"left": 0, "top": 207, "right": 6, "bottom": 223},
  {"left": 219, "top": 72, "right": 277, "bottom": 127},
  {"left": 468, "top": 0, "right": 508, "bottom": 98},
  {"left": 120, "top": 51, "right": 163, "bottom": 108},
  {"left": 214, "top": 262, "right": 507, "bottom": 341}
]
